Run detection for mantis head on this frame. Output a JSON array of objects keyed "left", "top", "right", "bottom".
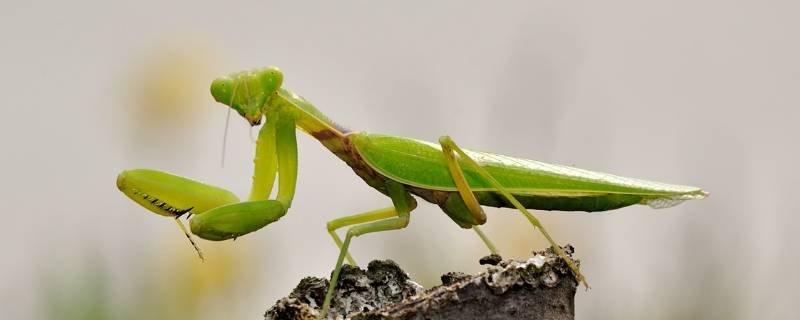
[{"left": 210, "top": 66, "right": 284, "bottom": 126}]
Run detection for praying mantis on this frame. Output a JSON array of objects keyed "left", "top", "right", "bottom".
[{"left": 116, "top": 66, "right": 707, "bottom": 319}]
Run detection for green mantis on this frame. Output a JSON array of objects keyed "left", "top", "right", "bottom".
[{"left": 116, "top": 66, "right": 707, "bottom": 319}]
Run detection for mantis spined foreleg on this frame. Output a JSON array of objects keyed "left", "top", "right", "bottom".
[
  {"left": 117, "top": 71, "right": 297, "bottom": 252},
  {"left": 191, "top": 109, "right": 297, "bottom": 241}
]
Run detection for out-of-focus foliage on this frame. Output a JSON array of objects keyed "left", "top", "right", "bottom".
[{"left": 42, "top": 245, "right": 254, "bottom": 320}]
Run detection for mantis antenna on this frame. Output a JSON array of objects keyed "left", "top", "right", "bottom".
[
  {"left": 220, "top": 80, "right": 241, "bottom": 168},
  {"left": 220, "top": 108, "right": 231, "bottom": 167}
]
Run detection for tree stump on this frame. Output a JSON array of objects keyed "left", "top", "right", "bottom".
[{"left": 265, "top": 246, "right": 578, "bottom": 320}]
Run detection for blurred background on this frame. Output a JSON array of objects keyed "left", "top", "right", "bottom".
[{"left": 1, "top": 1, "right": 798, "bottom": 319}]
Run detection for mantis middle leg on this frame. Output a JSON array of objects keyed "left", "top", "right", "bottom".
[
  {"left": 439, "top": 135, "right": 588, "bottom": 287},
  {"left": 327, "top": 206, "right": 398, "bottom": 266},
  {"left": 319, "top": 180, "right": 416, "bottom": 319}
]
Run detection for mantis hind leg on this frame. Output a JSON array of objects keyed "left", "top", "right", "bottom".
[
  {"left": 439, "top": 138, "right": 498, "bottom": 255},
  {"left": 319, "top": 180, "right": 415, "bottom": 320},
  {"left": 472, "top": 225, "right": 498, "bottom": 254},
  {"left": 326, "top": 206, "right": 398, "bottom": 266},
  {"left": 439, "top": 136, "right": 588, "bottom": 287}
]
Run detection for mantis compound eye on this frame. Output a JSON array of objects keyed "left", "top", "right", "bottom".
[
  {"left": 210, "top": 76, "right": 233, "bottom": 105},
  {"left": 257, "top": 66, "right": 283, "bottom": 95}
]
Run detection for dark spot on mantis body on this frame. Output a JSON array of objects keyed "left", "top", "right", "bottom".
[{"left": 311, "top": 129, "right": 338, "bottom": 140}]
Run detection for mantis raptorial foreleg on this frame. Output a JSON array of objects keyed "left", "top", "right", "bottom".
[
  {"left": 190, "top": 112, "right": 299, "bottom": 241},
  {"left": 438, "top": 136, "right": 588, "bottom": 287},
  {"left": 117, "top": 106, "right": 299, "bottom": 255},
  {"left": 273, "top": 115, "right": 298, "bottom": 206},
  {"left": 249, "top": 111, "right": 278, "bottom": 201},
  {"left": 117, "top": 168, "right": 243, "bottom": 256},
  {"left": 174, "top": 217, "right": 204, "bottom": 260},
  {"left": 326, "top": 206, "right": 398, "bottom": 266},
  {"left": 189, "top": 200, "right": 285, "bottom": 240},
  {"left": 319, "top": 180, "right": 416, "bottom": 320}
]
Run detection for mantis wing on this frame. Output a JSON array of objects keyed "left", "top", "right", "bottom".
[{"left": 350, "top": 133, "right": 707, "bottom": 210}]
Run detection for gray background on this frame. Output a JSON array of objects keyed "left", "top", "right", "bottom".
[{"left": 1, "top": 1, "right": 797, "bottom": 319}]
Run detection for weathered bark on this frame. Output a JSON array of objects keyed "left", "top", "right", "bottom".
[{"left": 265, "top": 246, "right": 578, "bottom": 320}]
